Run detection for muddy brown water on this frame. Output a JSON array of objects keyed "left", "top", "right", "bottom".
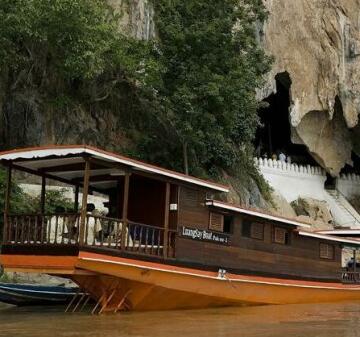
[{"left": 1, "top": 302, "right": 360, "bottom": 337}]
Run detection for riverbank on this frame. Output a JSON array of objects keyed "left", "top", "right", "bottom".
[{"left": 0, "top": 272, "right": 75, "bottom": 287}]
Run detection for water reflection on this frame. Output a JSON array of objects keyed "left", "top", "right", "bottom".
[{"left": 1, "top": 301, "right": 360, "bottom": 337}]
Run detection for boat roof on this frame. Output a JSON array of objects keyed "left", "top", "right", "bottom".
[
  {"left": 316, "top": 229, "right": 360, "bottom": 236},
  {"left": 205, "top": 200, "right": 311, "bottom": 228},
  {"left": 298, "top": 230, "right": 360, "bottom": 246},
  {"left": 0, "top": 145, "right": 229, "bottom": 193}
]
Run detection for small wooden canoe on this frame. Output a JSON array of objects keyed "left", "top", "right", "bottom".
[{"left": 0, "top": 283, "right": 81, "bottom": 306}]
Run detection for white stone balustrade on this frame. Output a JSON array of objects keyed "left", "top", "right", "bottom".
[
  {"left": 338, "top": 173, "right": 360, "bottom": 199},
  {"left": 339, "top": 173, "right": 360, "bottom": 182},
  {"left": 254, "top": 158, "right": 326, "bottom": 176}
]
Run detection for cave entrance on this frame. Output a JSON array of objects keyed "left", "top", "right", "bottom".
[
  {"left": 255, "top": 72, "right": 316, "bottom": 165},
  {"left": 340, "top": 152, "right": 360, "bottom": 175},
  {"left": 324, "top": 174, "right": 336, "bottom": 190}
]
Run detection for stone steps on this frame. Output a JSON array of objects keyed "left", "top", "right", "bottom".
[{"left": 325, "top": 190, "right": 360, "bottom": 228}]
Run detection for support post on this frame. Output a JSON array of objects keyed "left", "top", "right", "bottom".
[
  {"left": 79, "top": 158, "right": 91, "bottom": 245},
  {"left": 354, "top": 249, "right": 357, "bottom": 273},
  {"left": 163, "top": 182, "right": 170, "bottom": 258},
  {"left": 121, "top": 172, "right": 130, "bottom": 250},
  {"left": 74, "top": 185, "right": 79, "bottom": 213},
  {"left": 3, "top": 163, "right": 12, "bottom": 242},
  {"left": 40, "top": 176, "right": 46, "bottom": 215}
]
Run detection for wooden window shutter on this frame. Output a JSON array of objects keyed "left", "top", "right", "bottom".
[
  {"left": 181, "top": 187, "right": 200, "bottom": 209},
  {"left": 320, "top": 243, "right": 334, "bottom": 259},
  {"left": 274, "top": 227, "right": 287, "bottom": 244},
  {"left": 250, "top": 223, "right": 264, "bottom": 240},
  {"left": 209, "top": 212, "right": 224, "bottom": 232}
]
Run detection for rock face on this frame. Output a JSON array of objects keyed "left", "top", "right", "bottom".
[
  {"left": 108, "top": 0, "right": 155, "bottom": 40},
  {"left": 291, "top": 197, "right": 334, "bottom": 230},
  {"left": 269, "top": 190, "right": 297, "bottom": 218},
  {"left": 262, "top": 0, "right": 360, "bottom": 175}
]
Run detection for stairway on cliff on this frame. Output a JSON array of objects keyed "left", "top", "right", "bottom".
[{"left": 325, "top": 190, "right": 360, "bottom": 228}]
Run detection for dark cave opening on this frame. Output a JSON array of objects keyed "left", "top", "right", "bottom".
[
  {"left": 336, "top": 96, "right": 360, "bottom": 177},
  {"left": 340, "top": 152, "right": 360, "bottom": 175},
  {"left": 255, "top": 72, "right": 317, "bottom": 165}
]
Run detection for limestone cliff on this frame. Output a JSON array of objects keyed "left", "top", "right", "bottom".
[
  {"left": 108, "top": 0, "right": 155, "bottom": 40},
  {"left": 261, "top": 0, "right": 360, "bottom": 176}
]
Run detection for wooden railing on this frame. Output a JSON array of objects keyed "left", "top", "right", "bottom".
[
  {"left": 341, "top": 271, "right": 360, "bottom": 284},
  {"left": 83, "top": 216, "right": 176, "bottom": 258},
  {"left": 4, "top": 213, "right": 176, "bottom": 259},
  {"left": 83, "top": 214, "right": 124, "bottom": 247},
  {"left": 5, "top": 213, "right": 80, "bottom": 245}
]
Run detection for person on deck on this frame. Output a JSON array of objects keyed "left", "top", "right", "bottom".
[
  {"left": 86, "top": 203, "right": 103, "bottom": 244},
  {"left": 279, "top": 152, "right": 286, "bottom": 162},
  {"left": 49, "top": 206, "right": 65, "bottom": 243}
]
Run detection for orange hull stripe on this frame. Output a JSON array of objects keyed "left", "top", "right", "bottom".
[{"left": 0, "top": 255, "right": 77, "bottom": 270}]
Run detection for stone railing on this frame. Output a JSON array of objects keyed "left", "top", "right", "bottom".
[
  {"left": 254, "top": 157, "right": 326, "bottom": 176},
  {"left": 337, "top": 173, "right": 360, "bottom": 200},
  {"left": 339, "top": 173, "right": 360, "bottom": 182}
]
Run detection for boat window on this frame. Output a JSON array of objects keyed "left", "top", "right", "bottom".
[
  {"left": 181, "top": 187, "right": 201, "bottom": 210},
  {"left": 209, "top": 212, "right": 224, "bottom": 232},
  {"left": 250, "top": 223, "right": 264, "bottom": 240},
  {"left": 242, "top": 220, "right": 264, "bottom": 240},
  {"left": 223, "top": 215, "right": 233, "bottom": 234},
  {"left": 208, "top": 212, "right": 232, "bottom": 234},
  {"left": 319, "top": 243, "right": 334, "bottom": 260},
  {"left": 242, "top": 220, "right": 251, "bottom": 237},
  {"left": 273, "top": 227, "right": 290, "bottom": 245}
]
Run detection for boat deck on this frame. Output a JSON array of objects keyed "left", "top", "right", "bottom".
[{"left": 3, "top": 213, "right": 177, "bottom": 260}]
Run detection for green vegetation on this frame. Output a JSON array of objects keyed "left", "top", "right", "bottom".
[
  {"left": 0, "top": 169, "right": 33, "bottom": 214},
  {"left": 146, "top": 0, "right": 271, "bottom": 179},
  {"left": 0, "top": 0, "right": 272, "bottom": 200},
  {"left": 0, "top": 0, "right": 158, "bottom": 84},
  {"left": 0, "top": 168, "right": 73, "bottom": 216}
]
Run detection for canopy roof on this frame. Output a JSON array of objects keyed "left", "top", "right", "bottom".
[
  {"left": 298, "top": 230, "right": 360, "bottom": 246},
  {"left": 206, "top": 200, "right": 360, "bottom": 245},
  {"left": 206, "top": 200, "right": 311, "bottom": 228},
  {"left": 0, "top": 145, "right": 229, "bottom": 193},
  {"left": 316, "top": 229, "right": 360, "bottom": 237}
]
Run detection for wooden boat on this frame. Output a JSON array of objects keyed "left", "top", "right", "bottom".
[
  {"left": 0, "top": 283, "right": 80, "bottom": 306},
  {"left": 1, "top": 145, "right": 360, "bottom": 312}
]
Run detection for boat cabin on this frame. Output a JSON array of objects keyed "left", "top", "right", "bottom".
[{"left": 0, "top": 145, "right": 359, "bottom": 285}]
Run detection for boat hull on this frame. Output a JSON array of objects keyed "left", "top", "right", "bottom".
[
  {"left": 73, "top": 251, "right": 360, "bottom": 311},
  {"left": 3, "top": 251, "right": 360, "bottom": 311}
]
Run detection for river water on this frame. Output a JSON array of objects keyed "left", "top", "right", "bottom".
[{"left": 1, "top": 301, "right": 360, "bottom": 337}]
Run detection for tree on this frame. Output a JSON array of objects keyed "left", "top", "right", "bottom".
[
  {"left": 146, "top": 0, "right": 271, "bottom": 178},
  {"left": 0, "top": 168, "right": 34, "bottom": 215},
  {"left": 0, "top": 0, "right": 159, "bottom": 111}
]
